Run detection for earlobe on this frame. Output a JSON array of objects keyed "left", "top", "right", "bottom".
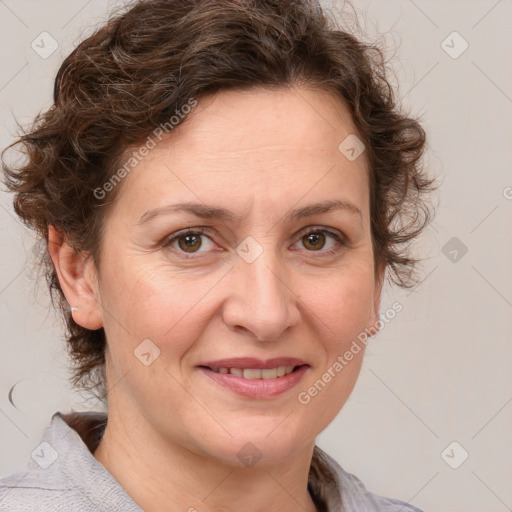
[{"left": 48, "top": 225, "right": 103, "bottom": 330}]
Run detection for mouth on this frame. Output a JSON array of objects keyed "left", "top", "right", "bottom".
[
  {"left": 198, "top": 364, "right": 307, "bottom": 379},
  {"left": 197, "top": 360, "right": 310, "bottom": 399}
]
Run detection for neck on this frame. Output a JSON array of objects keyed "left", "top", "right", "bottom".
[{"left": 93, "top": 406, "right": 320, "bottom": 512}]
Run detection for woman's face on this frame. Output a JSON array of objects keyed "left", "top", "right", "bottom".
[{"left": 89, "top": 86, "right": 382, "bottom": 465}]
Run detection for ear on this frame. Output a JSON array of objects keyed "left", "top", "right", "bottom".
[{"left": 48, "top": 225, "right": 103, "bottom": 330}]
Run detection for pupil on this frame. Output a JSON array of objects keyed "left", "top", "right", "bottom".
[
  {"left": 179, "top": 234, "right": 201, "bottom": 252},
  {"left": 306, "top": 232, "right": 324, "bottom": 250}
]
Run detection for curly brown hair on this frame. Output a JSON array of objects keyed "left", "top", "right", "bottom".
[{"left": 1, "top": 0, "right": 436, "bottom": 398}]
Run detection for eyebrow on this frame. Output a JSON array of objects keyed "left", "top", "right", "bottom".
[{"left": 137, "top": 199, "right": 363, "bottom": 225}]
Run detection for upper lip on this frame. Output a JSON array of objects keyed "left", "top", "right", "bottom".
[{"left": 198, "top": 357, "right": 309, "bottom": 370}]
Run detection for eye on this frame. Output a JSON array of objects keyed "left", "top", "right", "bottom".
[
  {"left": 164, "top": 228, "right": 217, "bottom": 257},
  {"left": 163, "top": 226, "right": 346, "bottom": 259},
  {"left": 293, "top": 228, "right": 346, "bottom": 256}
]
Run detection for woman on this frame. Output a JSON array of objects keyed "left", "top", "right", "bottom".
[{"left": 0, "top": 0, "right": 435, "bottom": 510}]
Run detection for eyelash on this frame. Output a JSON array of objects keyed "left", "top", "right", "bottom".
[{"left": 162, "top": 227, "right": 346, "bottom": 259}]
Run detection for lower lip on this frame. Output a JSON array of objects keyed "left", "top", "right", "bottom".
[{"left": 198, "top": 365, "right": 309, "bottom": 399}]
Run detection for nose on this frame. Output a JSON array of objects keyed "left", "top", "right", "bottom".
[{"left": 222, "top": 248, "right": 300, "bottom": 342}]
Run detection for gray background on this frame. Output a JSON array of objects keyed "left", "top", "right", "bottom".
[{"left": 1, "top": 1, "right": 511, "bottom": 510}]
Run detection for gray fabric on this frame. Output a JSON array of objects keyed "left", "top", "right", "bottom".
[{"left": 0, "top": 412, "right": 424, "bottom": 511}]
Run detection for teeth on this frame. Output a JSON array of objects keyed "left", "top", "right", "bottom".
[
  {"left": 243, "top": 368, "right": 262, "bottom": 380},
  {"left": 261, "top": 368, "right": 277, "bottom": 379},
  {"left": 209, "top": 365, "right": 297, "bottom": 379}
]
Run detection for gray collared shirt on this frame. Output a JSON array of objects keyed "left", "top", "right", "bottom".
[{"left": 0, "top": 412, "right": 424, "bottom": 511}]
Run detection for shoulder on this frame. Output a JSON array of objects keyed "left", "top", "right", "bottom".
[
  {"left": 0, "top": 411, "right": 141, "bottom": 512},
  {"left": 313, "top": 446, "right": 425, "bottom": 512},
  {"left": 0, "top": 466, "right": 81, "bottom": 512},
  {"left": 0, "top": 413, "right": 95, "bottom": 512}
]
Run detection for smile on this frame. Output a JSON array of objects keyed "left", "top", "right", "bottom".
[
  {"left": 205, "top": 365, "right": 298, "bottom": 379},
  {"left": 198, "top": 364, "right": 309, "bottom": 399}
]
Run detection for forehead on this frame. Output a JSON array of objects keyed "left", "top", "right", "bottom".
[
  {"left": 112, "top": 86, "right": 369, "bottom": 220},
  {"left": 169, "top": 86, "right": 362, "bottom": 164}
]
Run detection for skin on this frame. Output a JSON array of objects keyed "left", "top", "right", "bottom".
[{"left": 49, "top": 85, "right": 384, "bottom": 512}]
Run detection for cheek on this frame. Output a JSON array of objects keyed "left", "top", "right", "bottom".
[
  {"left": 295, "top": 270, "right": 374, "bottom": 428},
  {"left": 99, "top": 261, "right": 221, "bottom": 358},
  {"left": 304, "top": 264, "right": 376, "bottom": 344}
]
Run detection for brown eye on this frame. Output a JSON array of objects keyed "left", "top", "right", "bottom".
[
  {"left": 302, "top": 231, "right": 326, "bottom": 251},
  {"left": 165, "top": 228, "right": 216, "bottom": 257},
  {"left": 177, "top": 233, "right": 202, "bottom": 252},
  {"left": 294, "top": 228, "right": 345, "bottom": 256}
]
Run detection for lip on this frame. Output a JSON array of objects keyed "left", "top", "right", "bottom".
[
  {"left": 198, "top": 357, "right": 308, "bottom": 369},
  {"left": 198, "top": 364, "right": 310, "bottom": 399}
]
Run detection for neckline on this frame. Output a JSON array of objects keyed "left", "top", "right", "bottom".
[{"left": 58, "top": 411, "right": 338, "bottom": 512}]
